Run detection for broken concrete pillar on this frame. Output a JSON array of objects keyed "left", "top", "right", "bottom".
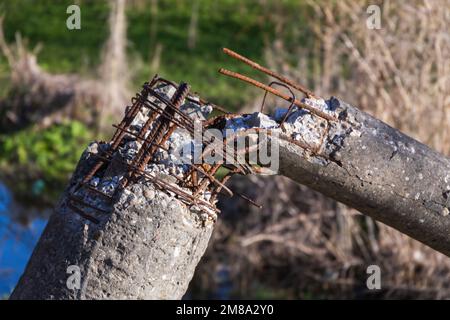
[
  {"left": 10, "top": 78, "right": 220, "bottom": 300},
  {"left": 217, "top": 48, "right": 450, "bottom": 257},
  {"left": 223, "top": 96, "right": 450, "bottom": 257},
  {"left": 277, "top": 97, "right": 450, "bottom": 257},
  {"left": 10, "top": 145, "right": 214, "bottom": 299}
]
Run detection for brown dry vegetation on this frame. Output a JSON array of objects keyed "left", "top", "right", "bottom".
[
  {"left": 0, "top": 0, "right": 129, "bottom": 132},
  {"left": 191, "top": 0, "right": 450, "bottom": 299}
]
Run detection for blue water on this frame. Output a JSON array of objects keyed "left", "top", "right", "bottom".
[{"left": 0, "top": 182, "right": 47, "bottom": 297}]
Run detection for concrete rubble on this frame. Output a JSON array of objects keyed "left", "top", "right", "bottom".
[
  {"left": 222, "top": 96, "right": 356, "bottom": 166},
  {"left": 71, "top": 83, "right": 219, "bottom": 225}
]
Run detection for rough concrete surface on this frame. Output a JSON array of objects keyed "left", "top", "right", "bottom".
[
  {"left": 11, "top": 144, "right": 214, "bottom": 300},
  {"left": 11, "top": 83, "right": 216, "bottom": 300}
]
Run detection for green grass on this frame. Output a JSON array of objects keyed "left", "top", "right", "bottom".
[
  {"left": 0, "top": 121, "right": 93, "bottom": 204},
  {"left": 127, "top": 0, "right": 275, "bottom": 108},
  {"left": 0, "top": 0, "right": 278, "bottom": 109},
  {"left": 0, "top": 0, "right": 315, "bottom": 107},
  {"left": 1, "top": 0, "right": 110, "bottom": 73}
]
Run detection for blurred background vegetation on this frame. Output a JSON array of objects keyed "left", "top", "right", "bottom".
[{"left": 0, "top": 0, "right": 449, "bottom": 299}]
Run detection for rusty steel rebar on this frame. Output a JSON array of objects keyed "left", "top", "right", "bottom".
[
  {"left": 111, "top": 124, "right": 170, "bottom": 153},
  {"left": 82, "top": 75, "right": 162, "bottom": 185},
  {"left": 260, "top": 81, "right": 297, "bottom": 126},
  {"left": 219, "top": 68, "right": 336, "bottom": 122},
  {"left": 147, "top": 87, "right": 194, "bottom": 126},
  {"left": 223, "top": 48, "right": 316, "bottom": 98},
  {"left": 67, "top": 202, "right": 100, "bottom": 224},
  {"left": 142, "top": 96, "right": 194, "bottom": 132},
  {"left": 141, "top": 83, "right": 191, "bottom": 168},
  {"left": 69, "top": 194, "right": 110, "bottom": 214},
  {"left": 193, "top": 163, "right": 222, "bottom": 198},
  {"left": 133, "top": 165, "right": 220, "bottom": 215},
  {"left": 209, "top": 172, "right": 234, "bottom": 204},
  {"left": 72, "top": 75, "right": 263, "bottom": 222},
  {"left": 184, "top": 163, "right": 233, "bottom": 197},
  {"left": 111, "top": 74, "right": 160, "bottom": 144},
  {"left": 119, "top": 110, "right": 160, "bottom": 189}
]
